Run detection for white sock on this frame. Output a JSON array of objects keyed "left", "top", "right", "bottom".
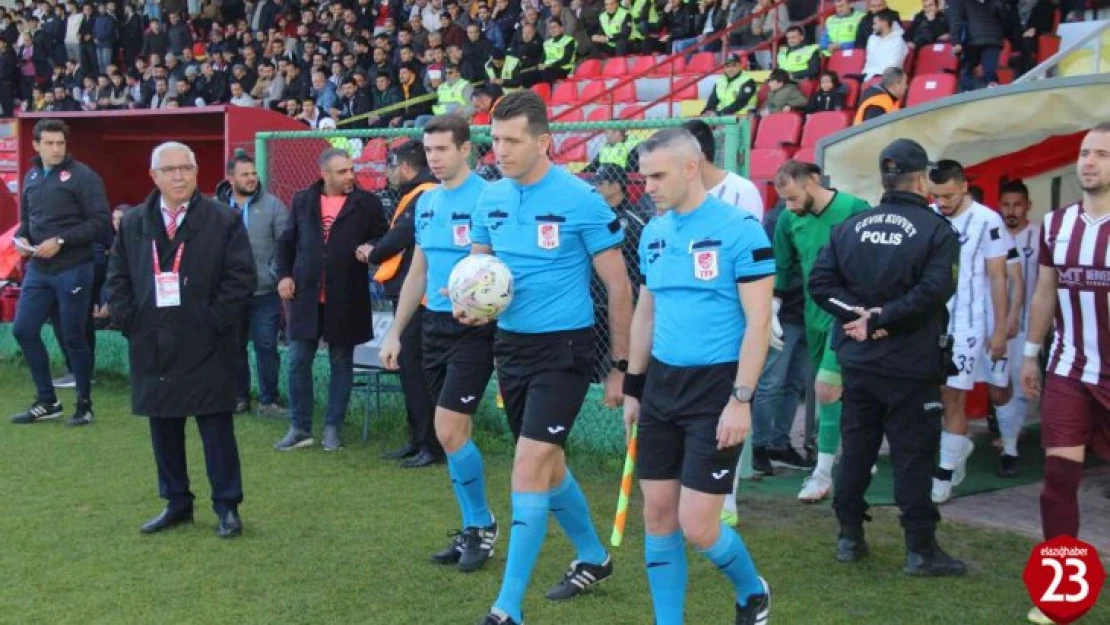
[
  {"left": 939, "top": 431, "right": 967, "bottom": 472},
  {"left": 814, "top": 452, "right": 835, "bottom": 480},
  {"left": 723, "top": 457, "right": 742, "bottom": 514},
  {"left": 723, "top": 490, "right": 738, "bottom": 514},
  {"left": 996, "top": 397, "right": 1027, "bottom": 457}
]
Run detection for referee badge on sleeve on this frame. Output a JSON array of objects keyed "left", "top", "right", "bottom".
[
  {"left": 537, "top": 223, "right": 560, "bottom": 250},
  {"left": 693, "top": 250, "right": 719, "bottom": 281}
]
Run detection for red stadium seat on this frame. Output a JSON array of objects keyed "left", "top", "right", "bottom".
[
  {"left": 360, "top": 138, "right": 388, "bottom": 164},
  {"left": 862, "top": 75, "right": 882, "bottom": 91},
  {"left": 748, "top": 148, "right": 791, "bottom": 179},
  {"left": 800, "top": 111, "right": 851, "bottom": 147},
  {"left": 612, "top": 82, "right": 637, "bottom": 103},
  {"left": 552, "top": 108, "right": 584, "bottom": 122},
  {"left": 356, "top": 171, "right": 387, "bottom": 191},
  {"left": 685, "top": 52, "right": 716, "bottom": 75},
  {"left": 551, "top": 81, "right": 579, "bottom": 104},
  {"left": 826, "top": 49, "right": 865, "bottom": 77},
  {"left": 629, "top": 55, "right": 655, "bottom": 75},
  {"left": 915, "top": 43, "right": 957, "bottom": 75},
  {"left": 753, "top": 112, "right": 803, "bottom": 149},
  {"left": 797, "top": 79, "right": 817, "bottom": 99},
  {"left": 530, "top": 83, "right": 552, "bottom": 101},
  {"left": 671, "top": 78, "right": 698, "bottom": 100},
  {"left": 553, "top": 135, "right": 589, "bottom": 163},
  {"left": 587, "top": 105, "right": 612, "bottom": 121},
  {"left": 581, "top": 80, "right": 612, "bottom": 103},
  {"left": 1037, "top": 34, "right": 1060, "bottom": 63},
  {"left": 841, "top": 77, "right": 860, "bottom": 108},
  {"left": 999, "top": 40, "right": 1012, "bottom": 67},
  {"left": 574, "top": 58, "right": 602, "bottom": 78},
  {"left": 390, "top": 136, "right": 409, "bottom": 149},
  {"left": 794, "top": 147, "right": 816, "bottom": 163},
  {"left": 902, "top": 50, "right": 916, "bottom": 76},
  {"left": 753, "top": 178, "right": 779, "bottom": 209},
  {"left": 905, "top": 73, "right": 957, "bottom": 106},
  {"left": 603, "top": 57, "right": 629, "bottom": 76},
  {"left": 651, "top": 55, "right": 685, "bottom": 76},
  {"left": 619, "top": 105, "right": 645, "bottom": 120}
]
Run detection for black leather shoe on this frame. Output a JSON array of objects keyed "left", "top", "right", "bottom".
[
  {"left": 217, "top": 510, "right": 242, "bottom": 538},
  {"left": 400, "top": 449, "right": 445, "bottom": 468},
  {"left": 836, "top": 535, "right": 870, "bottom": 563},
  {"left": 381, "top": 443, "right": 420, "bottom": 460},
  {"left": 905, "top": 548, "right": 967, "bottom": 577},
  {"left": 140, "top": 507, "right": 194, "bottom": 534}
]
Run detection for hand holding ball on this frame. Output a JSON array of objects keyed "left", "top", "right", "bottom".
[{"left": 448, "top": 254, "right": 514, "bottom": 325}]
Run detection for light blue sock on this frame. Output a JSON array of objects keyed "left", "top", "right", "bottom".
[
  {"left": 447, "top": 440, "right": 492, "bottom": 528},
  {"left": 645, "top": 531, "right": 688, "bottom": 625},
  {"left": 549, "top": 470, "right": 608, "bottom": 565},
  {"left": 698, "top": 523, "right": 764, "bottom": 607},
  {"left": 493, "top": 491, "right": 550, "bottom": 623}
]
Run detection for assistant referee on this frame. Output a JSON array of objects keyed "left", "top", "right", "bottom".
[{"left": 808, "top": 139, "right": 967, "bottom": 576}]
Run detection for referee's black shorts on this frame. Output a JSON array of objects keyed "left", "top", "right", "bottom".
[
  {"left": 422, "top": 311, "right": 495, "bottom": 415},
  {"left": 494, "top": 327, "right": 594, "bottom": 447},
  {"left": 637, "top": 358, "right": 741, "bottom": 495}
]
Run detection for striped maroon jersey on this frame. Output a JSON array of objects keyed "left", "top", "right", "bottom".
[{"left": 1039, "top": 203, "right": 1110, "bottom": 385}]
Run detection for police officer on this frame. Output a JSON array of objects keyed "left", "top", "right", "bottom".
[
  {"left": 808, "top": 139, "right": 967, "bottom": 576},
  {"left": 702, "top": 54, "right": 757, "bottom": 116}
]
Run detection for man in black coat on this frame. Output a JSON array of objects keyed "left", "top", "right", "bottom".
[
  {"left": 106, "top": 141, "right": 257, "bottom": 538},
  {"left": 274, "top": 148, "right": 389, "bottom": 452}
]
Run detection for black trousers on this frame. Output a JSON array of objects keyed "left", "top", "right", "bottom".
[
  {"left": 54, "top": 260, "right": 107, "bottom": 372},
  {"left": 396, "top": 303, "right": 440, "bottom": 455},
  {"left": 149, "top": 413, "right": 243, "bottom": 516},
  {"left": 834, "top": 367, "right": 942, "bottom": 552}
]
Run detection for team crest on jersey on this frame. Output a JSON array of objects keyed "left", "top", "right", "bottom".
[
  {"left": 537, "top": 223, "right": 560, "bottom": 249},
  {"left": 693, "top": 250, "right": 719, "bottom": 280},
  {"left": 452, "top": 223, "right": 471, "bottom": 246},
  {"left": 60, "top": 171, "right": 71, "bottom": 182}
]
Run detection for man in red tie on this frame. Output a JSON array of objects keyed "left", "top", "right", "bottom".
[{"left": 105, "top": 141, "right": 257, "bottom": 538}]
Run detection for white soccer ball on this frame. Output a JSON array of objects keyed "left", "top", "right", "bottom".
[{"left": 448, "top": 254, "right": 514, "bottom": 322}]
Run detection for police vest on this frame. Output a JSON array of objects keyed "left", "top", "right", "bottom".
[
  {"left": 432, "top": 79, "right": 469, "bottom": 115},
  {"left": 629, "top": 0, "right": 660, "bottom": 40},
  {"left": 599, "top": 138, "right": 640, "bottom": 168},
  {"left": 600, "top": 8, "right": 628, "bottom": 41},
  {"left": 776, "top": 44, "right": 819, "bottom": 75},
  {"left": 543, "top": 36, "right": 576, "bottom": 71},
  {"left": 823, "top": 12, "right": 864, "bottom": 55},
  {"left": 485, "top": 55, "right": 520, "bottom": 81},
  {"left": 373, "top": 182, "right": 439, "bottom": 284},
  {"left": 853, "top": 91, "right": 900, "bottom": 124},
  {"left": 714, "top": 72, "right": 754, "bottom": 112}
]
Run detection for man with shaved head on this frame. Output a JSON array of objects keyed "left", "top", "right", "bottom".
[{"left": 106, "top": 141, "right": 257, "bottom": 538}]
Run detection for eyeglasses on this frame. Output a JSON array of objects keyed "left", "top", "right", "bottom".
[{"left": 155, "top": 164, "right": 197, "bottom": 175}]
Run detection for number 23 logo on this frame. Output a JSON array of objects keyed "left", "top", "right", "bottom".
[{"left": 1041, "top": 557, "right": 1090, "bottom": 603}]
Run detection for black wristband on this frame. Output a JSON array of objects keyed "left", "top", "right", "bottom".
[{"left": 622, "top": 372, "right": 646, "bottom": 400}]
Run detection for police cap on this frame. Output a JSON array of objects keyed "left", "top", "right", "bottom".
[{"left": 879, "top": 139, "right": 935, "bottom": 175}]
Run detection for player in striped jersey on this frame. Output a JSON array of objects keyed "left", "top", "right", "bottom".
[
  {"left": 1021, "top": 124, "right": 1110, "bottom": 625},
  {"left": 989, "top": 181, "right": 1040, "bottom": 477},
  {"left": 928, "top": 160, "right": 1013, "bottom": 504}
]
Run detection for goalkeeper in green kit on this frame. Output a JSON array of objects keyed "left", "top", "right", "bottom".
[{"left": 771, "top": 161, "right": 871, "bottom": 502}]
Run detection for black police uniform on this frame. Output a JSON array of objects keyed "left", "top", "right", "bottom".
[{"left": 807, "top": 141, "right": 963, "bottom": 571}]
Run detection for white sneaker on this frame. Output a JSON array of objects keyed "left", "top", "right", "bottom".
[
  {"left": 951, "top": 437, "right": 976, "bottom": 487},
  {"left": 932, "top": 477, "right": 953, "bottom": 504},
  {"left": 798, "top": 473, "right": 832, "bottom": 503},
  {"left": 1026, "top": 606, "right": 1053, "bottom": 624}
]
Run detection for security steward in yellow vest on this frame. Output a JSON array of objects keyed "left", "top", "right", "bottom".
[
  {"left": 368, "top": 141, "right": 443, "bottom": 466},
  {"left": 629, "top": 0, "right": 662, "bottom": 52},
  {"left": 820, "top": 0, "right": 865, "bottom": 55},
  {"left": 541, "top": 19, "right": 578, "bottom": 83},
  {"left": 485, "top": 49, "right": 523, "bottom": 88},
  {"left": 584, "top": 129, "right": 642, "bottom": 173},
  {"left": 853, "top": 67, "right": 908, "bottom": 125},
  {"left": 702, "top": 53, "right": 757, "bottom": 115},
  {"left": 776, "top": 26, "right": 821, "bottom": 80},
  {"left": 432, "top": 64, "right": 472, "bottom": 116},
  {"left": 591, "top": 0, "right": 632, "bottom": 56}
]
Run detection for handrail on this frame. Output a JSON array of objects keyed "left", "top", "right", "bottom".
[{"left": 1013, "top": 21, "right": 1110, "bottom": 83}]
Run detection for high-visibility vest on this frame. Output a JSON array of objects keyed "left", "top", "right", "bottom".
[
  {"left": 599, "top": 8, "right": 628, "bottom": 41},
  {"left": 485, "top": 55, "right": 520, "bottom": 81},
  {"left": 373, "top": 182, "right": 439, "bottom": 283},
  {"left": 823, "top": 12, "right": 864, "bottom": 55},
  {"left": 714, "top": 72, "right": 754, "bottom": 113},
  {"left": 776, "top": 44, "right": 819, "bottom": 75},
  {"left": 629, "top": 0, "right": 659, "bottom": 40},
  {"left": 598, "top": 138, "right": 641, "bottom": 168},
  {"left": 543, "top": 35, "right": 576, "bottom": 71},
  {"left": 432, "top": 79, "right": 469, "bottom": 115},
  {"left": 853, "top": 91, "right": 900, "bottom": 125}
]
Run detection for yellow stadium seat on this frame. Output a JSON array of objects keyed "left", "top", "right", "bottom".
[{"left": 678, "top": 100, "right": 707, "bottom": 117}]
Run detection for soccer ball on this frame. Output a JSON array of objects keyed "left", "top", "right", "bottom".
[{"left": 448, "top": 254, "right": 514, "bottom": 322}]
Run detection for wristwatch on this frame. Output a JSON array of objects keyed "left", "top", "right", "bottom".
[
  {"left": 56, "top": 237, "right": 65, "bottom": 247},
  {"left": 612, "top": 358, "right": 629, "bottom": 373},
  {"left": 731, "top": 385, "right": 754, "bottom": 403}
]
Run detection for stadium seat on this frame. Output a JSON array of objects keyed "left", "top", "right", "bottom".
[
  {"left": 753, "top": 112, "right": 803, "bottom": 149},
  {"left": 672, "top": 78, "right": 699, "bottom": 100},
  {"left": 586, "top": 105, "right": 612, "bottom": 122},
  {"left": 696, "top": 75, "right": 717, "bottom": 100},
  {"left": 749, "top": 148, "right": 791, "bottom": 179},
  {"left": 574, "top": 58, "right": 602, "bottom": 78},
  {"left": 677, "top": 99, "right": 706, "bottom": 117},
  {"left": 905, "top": 73, "right": 957, "bottom": 106},
  {"left": 642, "top": 102, "right": 671, "bottom": 119},
  {"left": 794, "top": 147, "right": 816, "bottom": 164},
  {"left": 862, "top": 75, "right": 882, "bottom": 91},
  {"left": 800, "top": 111, "right": 851, "bottom": 147},
  {"left": 551, "top": 81, "right": 578, "bottom": 104},
  {"left": 552, "top": 108, "right": 584, "bottom": 122},
  {"left": 603, "top": 57, "right": 629, "bottom": 76},
  {"left": 685, "top": 52, "right": 716, "bottom": 74},
  {"left": 902, "top": 50, "right": 915, "bottom": 76},
  {"left": 797, "top": 79, "right": 817, "bottom": 99},
  {"left": 581, "top": 80, "right": 612, "bottom": 103},
  {"left": 553, "top": 134, "right": 589, "bottom": 163},
  {"left": 650, "top": 55, "right": 685, "bottom": 76},
  {"left": 753, "top": 178, "right": 779, "bottom": 209},
  {"left": 915, "top": 43, "right": 957, "bottom": 74},
  {"left": 1037, "top": 34, "right": 1061, "bottom": 63},
  {"left": 612, "top": 82, "right": 637, "bottom": 103},
  {"left": 826, "top": 49, "right": 865, "bottom": 77},
  {"left": 360, "top": 138, "right": 388, "bottom": 163},
  {"left": 635, "top": 77, "right": 672, "bottom": 102},
  {"left": 630, "top": 55, "right": 655, "bottom": 76},
  {"left": 390, "top": 136, "right": 409, "bottom": 148},
  {"left": 841, "top": 77, "right": 861, "bottom": 108},
  {"left": 618, "top": 105, "right": 645, "bottom": 120},
  {"left": 530, "top": 83, "right": 552, "bottom": 101},
  {"left": 999, "top": 40, "right": 1012, "bottom": 67}
]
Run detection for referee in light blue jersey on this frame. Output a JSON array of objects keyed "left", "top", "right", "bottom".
[
  {"left": 624, "top": 128, "right": 775, "bottom": 625},
  {"left": 466, "top": 90, "right": 635, "bottom": 625},
  {"left": 379, "top": 115, "right": 499, "bottom": 574}
]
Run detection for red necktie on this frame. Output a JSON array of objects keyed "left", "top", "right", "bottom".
[{"left": 165, "top": 206, "right": 184, "bottom": 239}]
